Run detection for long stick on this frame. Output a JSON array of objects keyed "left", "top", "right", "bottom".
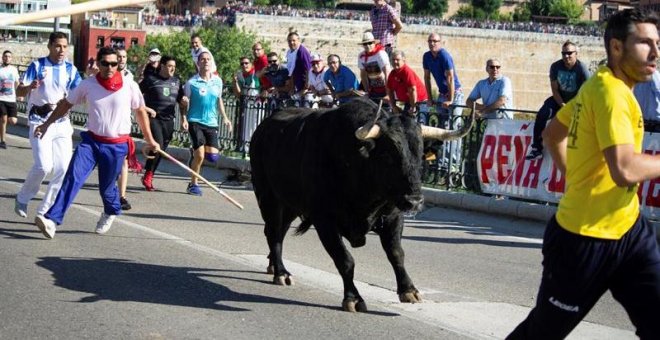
[
  {"left": 157, "top": 149, "right": 244, "bottom": 210},
  {"left": 0, "top": 0, "right": 155, "bottom": 26}
]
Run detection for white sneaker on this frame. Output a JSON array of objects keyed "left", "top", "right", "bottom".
[
  {"left": 35, "top": 215, "right": 56, "bottom": 239},
  {"left": 14, "top": 198, "right": 27, "bottom": 218},
  {"left": 95, "top": 213, "right": 116, "bottom": 234}
]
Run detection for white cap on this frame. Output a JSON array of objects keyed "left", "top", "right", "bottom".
[{"left": 149, "top": 48, "right": 161, "bottom": 55}]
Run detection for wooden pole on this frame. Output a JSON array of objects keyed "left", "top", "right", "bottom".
[
  {"left": 157, "top": 149, "right": 245, "bottom": 210},
  {"left": 0, "top": 0, "right": 155, "bottom": 26}
]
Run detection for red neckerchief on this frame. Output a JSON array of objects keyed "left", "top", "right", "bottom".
[
  {"left": 96, "top": 71, "right": 123, "bottom": 92},
  {"left": 361, "top": 43, "right": 385, "bottom": 62},
  {"left": 88, "top": 132, "right": 142, "bottom": 173},
  {"left": 242, "top": 68, "right": 254, "bottom": 78}
]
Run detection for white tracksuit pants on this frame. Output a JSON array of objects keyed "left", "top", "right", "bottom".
[{"left": 16, "top": 120, "right": 73, "bottom": 216}]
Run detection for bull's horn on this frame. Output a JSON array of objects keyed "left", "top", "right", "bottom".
[
  {"left": 421, "top": 107, "right": 476, "bottom": 140},
  {"left": 355, "top": 124, "right": 381, "bottom": 140}
]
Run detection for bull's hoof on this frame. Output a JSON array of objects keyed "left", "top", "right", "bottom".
[
  {"left": 266, "top": 265, "right": 274, "bottom": 274},
  {"left": 342, "top": 298, "right": 368, "bottom": 312},
  {"left": 399, "top": 290, "right": 422, "bottom": 303},
  {"left": 273, "top": 274, "right": 294, "bottom": 286}
]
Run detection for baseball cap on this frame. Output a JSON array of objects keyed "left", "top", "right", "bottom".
[{"left": 149, "top": 48, "right": 161, "bottom": 55}]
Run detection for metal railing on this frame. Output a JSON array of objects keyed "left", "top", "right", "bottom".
[{"left": 17, "top": 93, "right": 540, "bottom": 193}]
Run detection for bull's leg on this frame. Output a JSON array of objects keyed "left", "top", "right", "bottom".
[
  {"left": 263, "top": 206, "right": 297, "bottom": 286},
  {"left": 379, "top": 213, "right": 422, "bottom": 304},
  {"left": 314, "top": 224, "right": 367, "bottom": 312}
]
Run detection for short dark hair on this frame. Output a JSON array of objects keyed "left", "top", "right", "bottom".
[
  {"left": 48, "top": 31, "right": 68, "bottom": 45},
  {"left": 287, "top": 32, "right": 299, "bottom": 40},
  {"left": 604, "top": 9, "right": 659, "bottom": 58},
  {"left": 96, "top": 46, "right": 117, "bottom": 62},
  {"left": 327, "top": 54, "right": 341, "bottom": 65},
  {"left": 191, "top": 33, "right": 201, "bottom": 41},
  {"left": 266, "top": 52, "right": 278, "bottom": 59},
  {"left": 159, "top": 55, "right": 175, "bottom": 66},
  {"left": 2, "top": 50, "right": 11, "bottom": 56}
]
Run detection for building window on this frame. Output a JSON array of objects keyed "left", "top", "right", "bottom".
[
  {"left": 130, "top": 38, "right": 138, "bottom": 47},
  {"left": 110, "top": 37, "right": 125, "bottom": 49},
  {"left": 96, "top": 36, "right": 105, "bottom": 48}
]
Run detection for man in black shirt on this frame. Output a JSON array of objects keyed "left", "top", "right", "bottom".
[{"left": 139, "top": 55, "right": 184, "bottom": 191}]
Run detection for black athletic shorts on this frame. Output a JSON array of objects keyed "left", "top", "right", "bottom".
[
  {"left": 0, "top": 101, "right": 17, "bottom": 118},
  {"left": 188, "top": 121, "right": 219, "bottom": 150}
]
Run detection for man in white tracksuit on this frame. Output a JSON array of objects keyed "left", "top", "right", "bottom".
[{"left": 14, "top": 31, "right": 81, "bottom": 219}]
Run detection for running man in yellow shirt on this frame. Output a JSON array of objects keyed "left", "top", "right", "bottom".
[{"left": 508, "top": 9, "right": 660, "bottom": 339}]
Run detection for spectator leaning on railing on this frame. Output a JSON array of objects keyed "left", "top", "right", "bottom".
[
  {"left": 386, "top": 50, "right": 427, "bottom": 116},
  {"left": 466, "top": 58, "right": 514, "bottom": 119}
]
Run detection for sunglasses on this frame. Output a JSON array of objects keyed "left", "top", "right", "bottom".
[
  {"left": 99, "top": 60, "right": 119, "bottom": 67},
  {"left": 428, "top": 39, "right": 440, "bottom": 43},
  {"left": 328, "top": 61, "right": 339, "bottom": 64},
  {"left": 240, "top": 62, "right": 250, "bottom": 65},
  {"left": 268, "top": 60, "right": 278, "bottom": 64},
  {"left": 362, "top": 42, "right": 374, "bottom": 46},
  {"left": 489, "top": 65, "right": 501, "bottom": 69},
  {"left": 561, "top": 51, "right": 576, "bottom": 56}
]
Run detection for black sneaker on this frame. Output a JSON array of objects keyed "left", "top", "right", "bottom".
[
  {"left": 120, "top": 197, "right": 132, "bottom": 210},
  {"left": 0, "top": 141, "right": 6, "bottom": 149},
  {"left": 526, "top": 148, "right": 543, "bottom": 160}
]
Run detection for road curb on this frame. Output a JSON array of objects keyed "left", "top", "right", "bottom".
[{"left": 422, "top": 188, "right": 556, "bottom": 223}]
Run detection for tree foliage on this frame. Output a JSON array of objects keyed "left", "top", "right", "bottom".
[
  {"left": 472, "top": 0, "right": 502, "bottom": 17},
  {"left": 127, "top": 23, "right": 266, "bottom": 84},
  {"left": 527, "top": 0, "right": 553, "bottom": 17},
  {"left": 549, "top": 0, "right": 583, "bottom": 20},
  {"left": 413, "top": 0, "right": 448, "bottom": 16}
]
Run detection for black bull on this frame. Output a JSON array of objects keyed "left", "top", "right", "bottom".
[{"left": 249, "top": 98, "right": 474, "bottom": 312}]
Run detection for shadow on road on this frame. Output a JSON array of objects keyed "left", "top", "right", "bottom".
[
  {"left": 35, "top": 256, "right": 399, "bottom": 316},
  {"left": 402, "top": 235, "right": 541, "bottom": 249}
]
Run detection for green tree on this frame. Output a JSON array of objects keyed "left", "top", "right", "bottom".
[
  {"left": 527, "top": 0, "right": 553, "bottom": 17},
  {"left": 399, "top": 0, "right": 414, "bottom": 14},
  {"left": 128, "top": 23, "right": 266, "bottom": 84},
  {"left": 253, "top": 0, "right": 270, "bottom": 5},
  {"left": 413, "top": 0, "right": 448, "bottom": 16},
  {"left": 549, "top": 0, "right": 583, "bottom": 20},
  {"left": 512, "top": 3, "right": 532, "bottom": 21},
  {"left": 452, "top": 5, "right": 475, "bottom": 19},
  {"left": 472, "top": 0, "right": 502, "bottom": 18}
]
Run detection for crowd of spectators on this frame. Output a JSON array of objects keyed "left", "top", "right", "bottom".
[
  {"left": 142, "top": 13, "right": 206, "bottom": 27},
  {"left": 145, "top": 3, "right": 603, "bottom": 37}
]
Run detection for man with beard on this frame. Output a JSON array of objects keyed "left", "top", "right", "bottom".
[
  {"left": 14, "top": 32, "right": 82, "bottom": 220},
  {"left": 0, "top": 50, "right": 19, "bottom": 149},
  {"left": 33, "top": 47, "right": 159, "bottom": 238},
  {"left": 508, "top": 9, "right": 660, "bottom": 339}
]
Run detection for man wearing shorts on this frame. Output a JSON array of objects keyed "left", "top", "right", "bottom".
[
  {"left": 0, "top": 50, "right": 19, "bottom": 149},
  {"left": 181, "top": 51, "right": 232, "bottom": 196}
]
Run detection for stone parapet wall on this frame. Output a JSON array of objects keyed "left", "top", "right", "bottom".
[{"left": 236, "top": 13, "right": 606, "bottom": 111}]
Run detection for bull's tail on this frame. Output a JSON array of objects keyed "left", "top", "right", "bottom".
[{"left": 294, "top": 217, "right": 313, "bottom": 235}]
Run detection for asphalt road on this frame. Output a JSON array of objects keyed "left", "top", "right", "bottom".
[{"left": 0, "top": 125, "right": 636, "bottom": 339}]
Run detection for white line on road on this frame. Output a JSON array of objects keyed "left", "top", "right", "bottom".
[{"left": 0, "top": 178, "right": 635, "bottom": 339}]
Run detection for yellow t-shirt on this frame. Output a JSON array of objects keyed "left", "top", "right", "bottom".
[{"left": 555, "top": 66, "right": 644, "bottom": 240}]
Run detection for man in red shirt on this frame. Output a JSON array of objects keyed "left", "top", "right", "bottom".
[
  {"left": 252, "top": 42, "right": 271, "bottom": 96},
  {"left": 386, "top": 50, "right": 427, "bottom": 116}
]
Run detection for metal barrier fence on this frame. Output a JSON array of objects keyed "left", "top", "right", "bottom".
[{"left": 16, "top": 94, "right": 539, "bottom": 193}]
